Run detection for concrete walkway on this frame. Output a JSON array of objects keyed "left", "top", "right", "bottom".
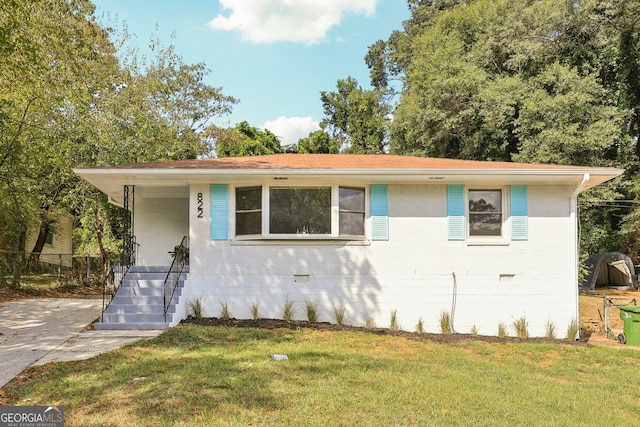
[{"left": 0, "top": 298, "right": 162, "bottom": 389}]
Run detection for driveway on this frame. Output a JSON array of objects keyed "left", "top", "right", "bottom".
[{"left": 0, "top": 298, "right": 161, "bottom": 389}]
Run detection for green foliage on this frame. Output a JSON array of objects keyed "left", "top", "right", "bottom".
[
  {"left": 567, "top": 319, "right": 579, "bottom": 341},
  {"left": 334, "top": 303, "right": 346, "bottom": 325},
  {"left": 219, "top": 301, "right": 232, "bottom": 321},
  {"left": 305, "top": 300, "right": 319, "bottom": 324},
  {"left": 512, "top": 63, "right": 626, "bottom": 166},
  {"left": 385, "top": 0, "right": 630, "bottom": 166},
  {"left": 282, "top": 297, "right": 296, "bottom": 322},
  {"left": 187, "top": 298, "right": 203, "bottom": 319},
  {"left": 297, "top": 129, "right": 340, "bottom": 154},
  {"left": 545, "top": 320, "right": 557, "bottom": 340},
  {"left": 0, "top": 1, "right": 237, "bottom": 286},
  {"left": 320, "top": 77, "right": 389, "bottom": 153},
  {"left": 215, "top": 121, "right": 284, "bottom": 157}
]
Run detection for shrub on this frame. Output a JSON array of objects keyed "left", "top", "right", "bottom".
[
  {"left": 513, "top": 317, "right": 529, "bottom": 339},
  {"left": 415, "top": 317, "right": 425, "bottom": 334},
  {"left": 187, "top": 298, "right": 203, "bottom": 319},
  {"left": 498, "top": 322, "right": 508, "bottom": 338},
  {"left": 250, "top": 302, "right": 260, "bottom": 320},
  {"left": 334, "top": 303, "right": 346, "bottom": 325},
  {"left": 305, "top": 300, "right": 318, "bottom": 323},
  {"left": 566, "top": 318, "right": 579, "bottom": 341},
  {"left": 470, "top": 324, "right": 479, "bottom": 336},
  {"left": 282, "top": 297, "right": 296, "bottom": 322},
  {"left": 365, "top": 316, "right": 376, "bottom": 329},
  {"left": 545, "top": 320, "right": 557, "bottom": 339},
  {"left": 219, "top": 301, "right": 232, "bottom": 321},
  {"left": 439, "top": 311, "right": 452, "bottom": 334},
  {"left": 390, "top": 310, "right": 399, "bottom": 331}
]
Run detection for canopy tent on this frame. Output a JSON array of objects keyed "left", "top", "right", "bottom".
[{"left": 582, "top": 252, "right": 637, "bottom": 290}]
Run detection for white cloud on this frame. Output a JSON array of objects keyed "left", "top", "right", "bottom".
[
  {"left": 208, "top": 0, "right": 378, "bottom": 44},
  {"left": 262, "top": 116, "right": 320, "bottom": 147}
]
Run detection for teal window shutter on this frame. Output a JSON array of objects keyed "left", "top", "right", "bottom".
[
  {"left": 370, "top": 184, "right": 389, "bottom": 241},
  {"left": 210, "top": 184, "right": 229, "bottom": 240},
  {"left": 447, "top": 185, "right": 465, "bottom": 240},
  {"left": 510, "top": 185, "right": 528, "bottom": 240}
]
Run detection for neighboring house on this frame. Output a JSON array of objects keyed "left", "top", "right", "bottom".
[
  {"left": 24, "top": 211, "right": 74, "bottom": 268},
  {"left": 75, "top": 154, "right": 622, "bottom": 335},
  {"left": 0, "top": 211, "right": 73, "bottom": 267}
]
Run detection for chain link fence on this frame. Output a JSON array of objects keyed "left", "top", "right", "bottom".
[{"left": 0, "top": 250, "right": 108, "bottom": 287}]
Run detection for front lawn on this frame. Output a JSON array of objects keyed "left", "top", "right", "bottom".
[{"left": 2, "top": 324, "right": 639, "bottom": 426}]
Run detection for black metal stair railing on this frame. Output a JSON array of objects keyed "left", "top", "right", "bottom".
[
  {"left": 101, "top": 235, "right": 139, "bottom": 323},
  {"left": 164, "top": 236, "right": 189, "bottom": 321}
]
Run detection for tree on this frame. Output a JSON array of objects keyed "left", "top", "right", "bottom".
[
  {"left": 297, "top": 129, "right": 340, "bottom": 154},
  {"left": 385, "top": 0, "right": 630, "bottom": 164},
  {"left": 215, "top": 121, "right": 284, "bottom": 157},
  {"left": 0, "top": 1, "right": 238, "bottom": 286},
  {"left": 0, "top": 0, "right": 121, "bottom": 286},
  {"left": 320, "top": 77, "right": 389, "bottom": 153}
]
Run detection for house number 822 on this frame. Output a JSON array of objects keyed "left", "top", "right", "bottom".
[{"left": 197, "top": 192, "right": 204, "bottom": 218}]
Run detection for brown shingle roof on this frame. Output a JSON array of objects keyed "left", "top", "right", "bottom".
[{"left": 98, "top": 154, "right": 603, "bottom": 171}]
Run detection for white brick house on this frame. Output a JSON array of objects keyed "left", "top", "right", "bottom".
[{"left": 75, "top": 154, "right": 622, "bottom": 335}]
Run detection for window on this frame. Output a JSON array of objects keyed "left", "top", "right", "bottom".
[
  {"left": 232, "top": 185, "right": 367, "bottom": 238},
  {"left": 468, "top": 189, "right": 502, "bottom": 236},
  {"left": 236, "top": 186, "right": 262, "bottom": 235},
  {"left": 447, "top": 185, "right": 528, "bottom": 243},
  {"left": 45, "top": 230, "right": 54, "bottom": 245},
  {"left": 270, "top": 187, "right": 331, "bottom": 234},
  {"left": 339, "top": 187, "right": 365, "bottom": 236}
]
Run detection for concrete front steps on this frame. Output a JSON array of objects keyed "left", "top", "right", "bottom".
[{"left": 95, "top": 266, "right": 188, "bottom": 330}]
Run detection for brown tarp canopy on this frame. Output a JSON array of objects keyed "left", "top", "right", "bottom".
[{"left": 582, "top": 252, "right": 637, "bottom": 290}]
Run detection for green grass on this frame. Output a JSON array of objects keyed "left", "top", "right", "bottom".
[{"left": 5, "top": 325, "right": 640, "bottom": 426}]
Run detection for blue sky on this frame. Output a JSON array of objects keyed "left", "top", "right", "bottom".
[{"left": 91, "top": 0, "right": 410, "bottom": 147}]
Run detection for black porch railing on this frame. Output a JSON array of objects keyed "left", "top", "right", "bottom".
[
  {"left": 102, "top": 236, "right": 139, "bottom": 322},
  {"left": 164, "top": 236, "right": 189, "bottom": 321}
]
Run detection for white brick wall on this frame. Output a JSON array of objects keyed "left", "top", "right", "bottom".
[{"left": 138, "top": 182, "right": 579, "bottom": 337}]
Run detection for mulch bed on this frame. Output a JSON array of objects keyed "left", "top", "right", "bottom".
[{"left": 182, "top": 317, "right": 590, "bottom": 347}]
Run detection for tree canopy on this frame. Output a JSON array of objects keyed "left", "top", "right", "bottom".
[
  {"left": 320, "top": 77, "right": 389, "bottom": 153},
  {"left": 214, "top": 121, "right": 284, "bottom": 157},
  {"left": 0, "top": 0, "right": 237, "bottom": 286}
]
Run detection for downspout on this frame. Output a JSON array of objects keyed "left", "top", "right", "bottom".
[{"left": 571, "top": 173, "right": 589, "bottom": 340}]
